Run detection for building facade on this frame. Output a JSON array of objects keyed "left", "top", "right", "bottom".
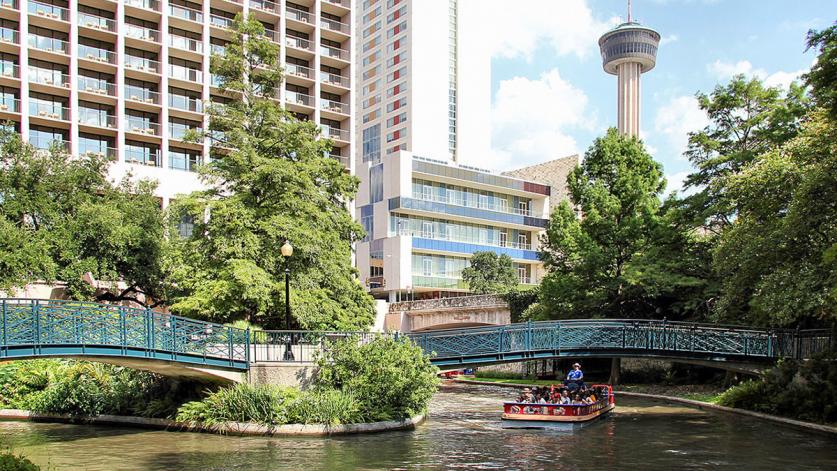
[{"left": 0, "top": 0, "right": 353, "bottom": 205}]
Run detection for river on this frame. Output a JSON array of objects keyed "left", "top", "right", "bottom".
[{"left": 1, "top": 382, "right": 835, "bottom": 470}]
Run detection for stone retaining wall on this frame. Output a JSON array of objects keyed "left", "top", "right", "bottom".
[{"left": 0, "top": 409, "right": 426, "bottom": 437}]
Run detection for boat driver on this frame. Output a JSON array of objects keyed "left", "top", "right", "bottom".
[{"left": 565, "top": 362, "right": 584, "bottom": 390}]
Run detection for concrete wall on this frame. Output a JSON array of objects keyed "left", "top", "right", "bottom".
[{"left": 248, "top": 363, "right": 318, "bottom": 390}]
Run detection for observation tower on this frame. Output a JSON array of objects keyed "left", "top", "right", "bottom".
[{"left": 598, "top": 1, "right": 660, "bottom": 137}]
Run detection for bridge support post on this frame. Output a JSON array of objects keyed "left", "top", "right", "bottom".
[{"left": 609, "top": 357, "right": 621, "bottom": 385}]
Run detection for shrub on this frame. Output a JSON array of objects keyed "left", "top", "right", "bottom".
[
  {"left": 175, "top": 383, "right": 298, "bottom": 426},
  {"left": 286, "top": 390, "right": 361, "bottom": 426},
  {"left": 316, "top": 336, "right": 439, "bottom": 421},
  {"left": 0, "top": 452, "right": 39, "bottom": 471},
  {"left": 717, "top": 380, "right": 771, "bottom": 412}
]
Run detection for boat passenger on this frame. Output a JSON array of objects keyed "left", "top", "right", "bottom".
[
  {"left": 565, "top": 363, "right": 584, "bottom": 390},
  {"left": 558, "top": 389, "right": 571, "bottom": 405}
]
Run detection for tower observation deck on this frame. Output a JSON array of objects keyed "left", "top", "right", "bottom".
[{"left": 598, "top": 3, "right": 660, "bottom": 137}]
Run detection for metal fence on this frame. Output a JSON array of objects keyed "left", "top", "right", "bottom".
[{"left": 249, "top": 330, "right": 388, "bottom": 363}]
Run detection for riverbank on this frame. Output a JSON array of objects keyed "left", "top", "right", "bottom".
[
  {"left": 0, "top": 409, "right": 425, "bottom": 437},
  {"left": 453, "top": 378, "right": 837, "bottom": 436}
]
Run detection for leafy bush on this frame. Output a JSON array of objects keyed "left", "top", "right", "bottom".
[
  {"left": 316, "top": 336, "right": 439, "bottom": 421},
  {"left": 0, "top": 452, "right": 39, "bottom": 471},
  {"left": 286, "top": 390, "right": 361, "bottom": 425},
  {"left": 504, "top": 288, "right": 540, "bottom": 323},
  {"left": 718, "top": 380, "right": 771, "bottom": 412},
  {"left": 475, "top": 370, "right": 529, "bottom": 380},
  {"left": 176, "top": 383, "right": 298, "bottom": 426}
]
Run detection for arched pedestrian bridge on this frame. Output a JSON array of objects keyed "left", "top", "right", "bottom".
[{"left": 1, "top": 299, "right": 832, "bottom": 380}]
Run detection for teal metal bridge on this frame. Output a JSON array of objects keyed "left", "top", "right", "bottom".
[{"left": 1, "top": 299, "right": 832, "bottom": 375}]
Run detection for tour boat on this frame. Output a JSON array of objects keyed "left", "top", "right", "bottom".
[{"left": 501, "top": 384, "right": 615, "bottom": 430}]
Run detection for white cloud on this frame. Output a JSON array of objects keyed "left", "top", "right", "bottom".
[
  {"left": 707, "top": 60, "right": 806, "bottom": 89},
  {"left": 654, "top": 95, "right": 710, "bottom": 161},
  {"left": 483, "top": 69, "right": 591, "bottom": 170},
  {"left": 660, "top": 34, "right": 679, "bottom": 45},
  {"left": 664, "top": 171, "right": 695, "bottom": 196},
  {"left": 462, "top": 0, "right": 618, "bottom": 61}
]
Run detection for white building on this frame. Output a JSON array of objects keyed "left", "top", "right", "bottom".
[{"left": 0, "top": 0, "right": 354, "bottom": 206}]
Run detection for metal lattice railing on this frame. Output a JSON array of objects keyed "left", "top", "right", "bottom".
[
  {"left": 0, "top": 299, "right": 249, "bottom": 369},
  {"left": 408, "top": 319, "right": 834, "bottom": 365}
]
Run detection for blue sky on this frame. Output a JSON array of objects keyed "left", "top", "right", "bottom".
[{"left": 467, "top": 0, "right": 833, "bottom": 193}]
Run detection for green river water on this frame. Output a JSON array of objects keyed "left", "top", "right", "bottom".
[{"left": 1, "top": 382, "right": 835, "bottom": 470}]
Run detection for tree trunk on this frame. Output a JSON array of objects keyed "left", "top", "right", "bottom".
[{"left": 609, "top": 357, "right": 621, "bottom": 385}]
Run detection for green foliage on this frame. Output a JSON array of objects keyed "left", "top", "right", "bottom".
[
  {"left": 718, "top": 355, "right": 837, "bottom": 423},
  {"left": 286, "top": 390, "right": 362, "bottom": 426},
  {"left": 805, "top": 25, "right": 837, "bottom": 119},
  {"left": 0, "top": 453, "right": 39, "bottom": 471},
  {"left": 461, "top": 251, "right": 518, "bottom": 294},
  {"left": 503, "top": 288, "right": 540, "bottom": 323},
  {"left": 316, "top": 336, "right": 439, "bottom": 421},
  {"left": 0, "top": 131, "right": 166, "bottom": 306},
  {"left": 165, "top": 15, "right": 374, "bottom": 330},
  {"left": 176, "top": 383, "right": 298, "bottom": 427}
]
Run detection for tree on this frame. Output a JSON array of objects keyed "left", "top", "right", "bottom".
[
  {"left": 539, "top": 129, "right": 710, "bottom": 319},
  {"left": 0, "top": 131, "right": 167, "bottom": 306},
  {"left": 166, "top": 15, "right": 374, "bottom": 330},
  {"left": 461, "top": 251, "right": 518, "bottom": 295},
  {"left": 679, "top": 76, "right": 809, "bottom": 232},
  {"left": 804, "top": 25, "right": 837, "bottom": 119}
]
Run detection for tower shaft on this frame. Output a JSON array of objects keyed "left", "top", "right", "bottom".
[{"left": 616, "top": 62, "right": 642, "bottom": 137}]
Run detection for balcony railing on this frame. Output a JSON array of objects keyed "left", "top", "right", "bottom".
[
  {"left": 169, "top": 95, "right": 203, "bottom": 113},
  {"left": 169, "top": 4, "right": 203, "bottom": 23},
  {"left": 411, "top": 191, "right": 532, "bottom": 217},
  {"left": 124, "top": 120, "right": 161, "bottom": 136},
  {"left": 320, "top": 98, "right": 348, "bottom": 114},
  {"left": 169, "top": 35, "right": 203, "bottom": 53},
  {"left": 28, "top": 1, "right": 68, "bottom": 21},
  {"left": 125, "top": 87, "right": 161, "bottom": 104},
  {"left": 29, "top": 102, "right": 70, "bottom": 120},
  {"left": 285, "top": 91, "right": 312, "bottom": 107},
  {"left": 169, "top": 123, "right": 202, "bottom": 141},
  {"left": 320, "top": 71, "right": 349, "bottom": 88},
  {"left": 78, "top": 12, "right": 116, "bottom": 32},
  {"left": 249, "top": 0, "right": 277, "bottom": 14},
  {"left": 124, "top": 56, "right": 160, "bottom": 73},
  {"left": 286, "top": 63, "right": 312, "bottom": 79},
  {"left": 125, "top": 0, "right": 160, "bottom": 11},
  {"left": 0, "top": 98, "right": 20, "bottom": 113},
  {"left": 210, "top": 14, "right": 234, "bottom": 29},
  {"left": 78, "top": 111, "right": 117, "bottom": 129},
  {"left": 78, "top": 77, "right": 116, "bottom": 96},
  {"left": 321, "top": 125, "right": 349, "bottom": 141},
  {"left": 125, "top": 148, "right": 161, "bottom": 167},
  {"left": 28, "top": 69, "right": 70, "bottom": 87},
  {"left": 0, "top": 28, "right": 17, "bottom": 44},
  {"left": 263, "top": 29, "right": 280, "bottom": 43},
  {"left": 285, "top": 36, "right": 313, "bottom": 51},
  {"left": 0, "top": 0, "right": 18, "bottom": 10},
  {"left": 78, "top": 45, "right": 116, "bottom": 64},
  {"left": 0, "top": 63, "right": 18, "bottom": 78},
  {"left": 286, "top": 6, "right": 312, "bottom": 23},
  {"left": 169, "top": 65, "right": 203, "bottom": 83},
  {"left": 321, "top": 17, "right": 350, "bottom": 34},
  {"left": 125, "top": 24, "right": 160, "bottom": 42},
  {"left": 411, "top": 275, "right": 468, "bottom": 290},
  {"left": 393, "top": 229, "right": 533, "bottom": 251},
  {"left": 210, "top": 74, "right": 223, "bottom": 87},
  {"left": 323, "top": 0, "right": 348, "bottom": 6},
  {"left": 32, "top": 138, "right": 69, "bottom": 151},
  {"left": 319, "top": 44, "right": 350, "bottom": 61},
  {"left": 81, "top": 147, "right": 117, "bottom": 160},
  {"left": 28, "top": 35, "right": 68, "bottom": 53}
]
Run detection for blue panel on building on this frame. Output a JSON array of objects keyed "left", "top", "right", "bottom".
[
  {"left": 411, "top": 237, "right": 539, "bottom": 261},
  {"left": 389, "top": 197, "right": 548, "bottom": 228}
]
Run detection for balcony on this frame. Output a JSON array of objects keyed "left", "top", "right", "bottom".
[
  {"left": 124, "top": 56, "right": 160, "bottom": 74},
  {"left": 320, "top": 71, "right": 349, "bottom": 88},
  {"left": 285, "top": 36, "right": 313, "bottom": 52},
  {"left": 319, "top": 44, "right": 350, "bottom": 62},
  {"left": 169, "top": 95, "right": 203, "bottom": 113},
  {"left": 411, "top": 275, "right": 468, "bottom": 290},
  {"left": 285, "top": 91, "right": 312, "bottom": 107},
  {"left": 124, "top": 120, "right": 161, "bottom": 136},
  {"left": 409, "top": 237, "right": 539, "bottom": 262},
  {"left": 32, "top": 138, "right": 69, "bottom": 151},
  {"left": 286, "top": 6, "right": 312, "bottom": 24},
  {"left": 0, "top": 63, "right": 19, "bottom": 79},
  {"left": 0, "top": 98, "right": 20, "bottom": 113},
  {"left": 320, "top": 98, "right": 348, "bottom": 115},
  {"left": 81, "top": 147, "right": 117, "bottom": 160},
  {"left": 29, "top": 69, "right": 70, "bottom": 88},
  {"left": 169, "top": 123, "right": 202, "bottom": 141},
  {"left": 249, "top": 0, "right": 277, "bottom": 14},
  {"left": 27, "top": 1, "right": 69, "bottom": 21},
  {"left": 125, "top": 148, "right": 161, "bottom": 167},
  {"left": 396, "top": 229, "right": 534, "bottom": 252},
  {"left": 389, "top": 196, "right": 549, "bottom": 229},
  {"left": 210, "top": 73, "right": 223, "bottom": 87},
  {"left": 78, "top": 77, "right": 116, "bottom": 96},
  {"left": 125, "top": 24, "right": 160, "bottom": 43},
  {"left": 169, "top": 4, "right": 202, "bottom": 23},
  {"left": 210, "top": 14, "right": 234, "bottom": 29},
  {"left": 321, "top": 125, "right": 349, "bottom": 142},
  {"left": 0, "top": 0, "right": 18, "bottom": 10},
  {"left": 78, "top": 45, "right": 116, "bottom": 65},
  {"left": 320, "top": 17, "right": 350, "bottom": 35},
  {"left": 169, "top": 35, "right": 203, "bottom": 53},
  {"left": 169, "top": 65, "right": 203, "bottom": 83},
  {"left": 286, "top": 63, "right": 313, "bottom": 79},
  {"left": 125, "top": 0, "right": 160, "bottom": 11},
  {"left": 125, "top": 87, "right": 160, "bottom": 105},
  {"left": 78, "top": 111, "right": 117, "bottom": 129},
  {"left": 28, "top": 35, "right": 68, "bottom": 54},
  {"left": 78, "top": 12, "right": 116, "bottom": 32},
  {"left": 29, "top": 102, "right": 70, "bottom": 121},
  {"left": 0, "top": 28, "right": 18, "bottom": 45}
]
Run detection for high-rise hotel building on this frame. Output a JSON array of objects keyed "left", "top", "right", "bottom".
[
  {"left": 0, "top": 0, "right": 354, "bottom": 205},
  {"left": 355, "top": 0, "right": 549, "bottom": 301}
]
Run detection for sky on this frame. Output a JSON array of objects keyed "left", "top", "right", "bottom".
[{"left": 458, "top": 0, "right": 834, "bottom": 194}]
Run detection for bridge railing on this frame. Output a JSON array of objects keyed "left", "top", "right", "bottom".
[
  {"left": 408, "top": 319, "right": 833, "bottom": 363},
  {"left": 249, "top": 330, "right": 385, "bottom": 363},
  {"left": 0, "top": 299, "right": 249, "bottom": 368}
]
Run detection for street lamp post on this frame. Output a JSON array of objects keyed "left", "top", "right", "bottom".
[{"left": 281, "top": 240, "right": 294, "bottom": 361}]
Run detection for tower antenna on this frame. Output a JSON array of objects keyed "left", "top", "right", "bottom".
[{"left": 627, "top": 0, "right": 632, "bottom": 22}]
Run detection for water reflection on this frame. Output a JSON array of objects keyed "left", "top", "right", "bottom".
[{"left": 0, "top": 383, "right": 835, "bottom": 470}]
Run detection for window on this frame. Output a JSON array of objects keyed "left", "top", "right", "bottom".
[
  {"left": 362, "top": 124, "right": 381, "bottom": 163},
  {"left": 479, "top": 193, "right": 489, "bottom": 209},
  {"left": 169, "top": 147, "right": 202, "bottom": 172},
  {"left": 387, "top": 67, "right": 405, "bottom": 82},
  {"left": 386, "top": 113, "right": 407, "bottom": 127},
  {"left": 422, "top": 184, "right": 433, "bottom": 201},
  {"left": 518, "top": 200, "right": 529, "bottom": 214},
  {"left": 499, "top": 231, "right": 507, "bottom": 247},
  {"left": 386, "top": 52, "right": 406, "bottom": 67},
  {"left": 177, "top": 213, "right": 195, "bottom": 238},
  {"left": 370, "top": 266, "right": 383, "bottom": 277},
  {"left": 518, "top": 233, "right": 528, "bottom": 247},
  {"left": 28, "top": 125, "right": 67, "bottom": 150},
  {"left": 363, "top": 109, "right": 380, "bottom": 124},
  {"left": 479, "top": 228, "right": 488, "bottom": 244},
  {"left": 387, "top": 82, "right": 405, "bottom": 97},
  {"left": 362, "top": 65, "right": 380, "bottom": 81},
  {"left": 422, "top": 257, "right": 432, "bottom": 276},
  {"left": 518, "top": 267, "right": 527, "bottom": 283},
  {"left": 369, "top": 163, "right": 383, "bottom": 203},
  {"left": 169, "top": 117, "right": 201, "bottom": 140},
  {"left": 125, "top": 140, "right": 160, "bottom": 167},
  {"left": 387, "top": 21, "right": 406, "bottom": 38},
  {"left": 78, "top": 133, "right": 114, "bottom": 158},
  {"left": 386, "top": 128, "right": 405, "bottom": 143},
  {"left": 386, "top": 97, "right": 406, "bottom": 112}
]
